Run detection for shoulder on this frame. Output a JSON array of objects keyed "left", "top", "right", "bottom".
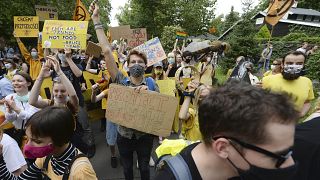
[{"left": 70, "top": 156, "right": 97, "bottom": 180}]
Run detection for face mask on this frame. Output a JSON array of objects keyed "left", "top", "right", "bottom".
[
  {"left": 31, "top": 52, "right": 38, "bottom": 59},
  {"left": 168, "top": 58, "right": 175, "bottom": 64},
  {"left": 16, "top": 94, "right": 29, "bottom": 103},
  {"left": 129, "top": 64, "right": 145, "bottom": 78},
  {"left": 270, "top": 65, "right": 276, "bottom": 70},
  {"left": 58, "top": 53, "right": 67, "bottom": 62},
  {"left": 80, "top": 55, "right": 86, "bottom": 60},
  {"left": 23, "top": 143, "right": 54, "bottom": 159},
  {"left": 282, "top": 64, "right": 303, "bottom": 80},
  {"left": 4, "top": 63, "right": 12, "bottom": 69},
  {"left": 154, "top": 69, "right": 163, "bottom": 75},
  {"left": 228, "top": 158, "right": 298, "bottom": 180}
]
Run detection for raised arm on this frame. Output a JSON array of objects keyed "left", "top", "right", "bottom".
[
  {"left": 85, "top": 56, "right": 98, "bottom": 74},
  {"left": 13, "top": 32, "right": 31, "bottom": 64},
  {"left": 90, "top": 2, "right": 118, "bottom": 81},
  {"left": 179, "top": 81, "right": 199, "bottom": 120},
  {"left": 37, "top": 33, "right": 44, "bottom": 59},
  {"left": 29, "top": 60, "right": 52, "bottom": 108},
  {"left": 91, "top": 83, "right": 106, "bottom": 103},
  {"left": 65, "top": 48, "right": 82, "bottom": 77}
]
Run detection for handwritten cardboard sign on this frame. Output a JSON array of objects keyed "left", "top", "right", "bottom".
[
  {"left": 35, "top": 5, "right": 58, "bottom": 21},
  {"left": 105, "top": 84, "right": 178, "bottom": 137},
  {"left": 157, "top": 79, "right": 176, "bottom": 97},
  {"left": 109, "top": 25, "right": 131, "bottom": 41},
  {"left": 127, "top": 28, "right": 147, "bottom": 48},
  {"left": 134, "top": 37, "right": 167, "bottom": 67},
  {"left": 86, "top": 41, "right": 102, "bottom": 58},
  {"left": 14, "top": 16, "right": 39, "bottom": 37},
  {"left": 42, "top": 20, "right": 88, "bottom": 49}
]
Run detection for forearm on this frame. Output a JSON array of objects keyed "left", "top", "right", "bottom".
[
  {"left": 300, "top": 102, "right": 312, "bottom": 117},
  {"left": 91, "top": 91, "right": 97, "bottom": 103},
  {"left": 179, "top": 97, "right": 191, "bottom": 120},
  {"left": 66, "top": 58, "right": 82, "bottom": 77},
  {"left": 29, "top": 77, "right": 43, "bottom": 106},
  {"left": 58, "top": 72, "right": 77, "bottom": 97}
]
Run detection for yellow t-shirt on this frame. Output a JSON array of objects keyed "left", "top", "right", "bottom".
[
  {"left": 263, "top": 70, "right": 273, "bottom": 77},
  {"left": 182, "top": 108, "right": 202, "bottom": 141},
  {"left": 198, "top": 62, "right": 214, "bottom": 86},
  {"left": 262, "top": 74, "right": 314, "bottom": 110},
  {"left": 35, "top": 153, "right": 97, "bottom": 180},
  {"left": 101, "top": 89, "right": 109, "bottom": 110}
]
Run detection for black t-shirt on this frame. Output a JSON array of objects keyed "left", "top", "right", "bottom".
[
  {"left": 293, "top": 116, "right": 320, "bottom": 180},
  {"left": 56, "top": 66, "right": 84, "bottom": 107},
  {"left": 154, "top": 142, "right": 202, "bottom": 180}
]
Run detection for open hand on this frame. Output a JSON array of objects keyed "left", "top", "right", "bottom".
[{"left": 134, "top": 85, "right": 148, "bottom": 93}]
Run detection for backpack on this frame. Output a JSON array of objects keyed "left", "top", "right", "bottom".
[
  {"left": 41, "top": 153, "right": 87, "bottom": 180},
  {"left": 156, "top": 154, "right": 192, "bottom": 180},
  {"left": 121, "top": 77, "right": 156, "bottom": 91}
]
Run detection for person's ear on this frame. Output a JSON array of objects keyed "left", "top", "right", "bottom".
[{"left": 212, "top": 138, "right": 231, "bottom": 159}]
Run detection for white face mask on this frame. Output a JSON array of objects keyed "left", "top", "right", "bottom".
[
  {"left": 283, "top": 64, "right": 303, "bottom": 74},
  {"left": 31, "top": 52, "right": 38, "bottom": 59},
  {"left": 270, "top": 65, "right": 276, "bottom": 70},
  {"left": 4, "top": 63, "right": 12, "bottom": 69},
  {"left": 58, "top": 53, "right": 67, "bottom": 62}
]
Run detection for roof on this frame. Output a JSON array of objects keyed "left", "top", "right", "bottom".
[{"left": 289, "top": 8, "right": 320, "bottom": 16}]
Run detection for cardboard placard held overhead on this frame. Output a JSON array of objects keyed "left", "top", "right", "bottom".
[
  {"left": 35, "top": 5, "right": 58, "bottom": 21},
  {"left": 106, "top": 84, "right": 178, "bottom": 137},
  {"left": 42, "top": 20, "right": 88, "bottom": 49},
  {"left": 86, "top": 41, "right": 102, "bottom": 58},
  {"left": 14, "top": 16, "right": 39, "bottom": 37},
  {"left": 109, "top": 25, "right": 131, "bottom": 41},
  {"left": 127, "top": 28, "right": 147, "bottom": 48},
  {"left": 134, "top": 37, "right": 167, "bottom": 67}
]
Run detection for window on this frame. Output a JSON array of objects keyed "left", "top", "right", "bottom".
[
  {"left": 305, "top": 15, "right": 312, "bottom": 21},
  {"left": 297, "top": 15, "right": 304, "bottom": 20},
  {"left": 314, "top": 16, "right": 320, "bottom": 22}
]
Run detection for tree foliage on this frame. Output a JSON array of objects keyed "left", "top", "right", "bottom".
[
  {"left": 116, "top": 0, "right": 216, "bottom": 38},
  {"left": 298, "top": 0, "right": 320, "bottom": 11},
  {"left": 0, "top": 0, "right": 111, "bottom": 44},
  {"left": 161, "top": 25, "right": 184, "bottom": 53},
  {"left": 256, "top": 24, "right": 271, "bottom": 39},
  {"left": 306, "top": 52, "right": 320, "bottom": 82},
  {"left": 221, "top": 6, "right": 240, "bottom": 33}
]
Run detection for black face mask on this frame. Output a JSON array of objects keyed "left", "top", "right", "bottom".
[
  {"left": 227, "top": 157, "right": 298, "bottom": 180},
  {"left": 282, "top": 71, "right": 300, "bottom": 80}
]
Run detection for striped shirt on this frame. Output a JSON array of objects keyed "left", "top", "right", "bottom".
[{"left": 0, "top": 144, "right": 78, "bottom": 179}]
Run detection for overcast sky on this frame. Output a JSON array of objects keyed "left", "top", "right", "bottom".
[{"left": 109, "top": 0, "right": 260, "bottom": 26}]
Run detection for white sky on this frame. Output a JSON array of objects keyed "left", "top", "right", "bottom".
[{"left": 110, "top": 0, "right": 260, "bottom": 26}]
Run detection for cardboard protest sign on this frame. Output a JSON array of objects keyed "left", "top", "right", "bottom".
[
  {"left": 35, "top": 5, "right": 58, "bottom": 21},
  {"left": 106, "top": 84, "right": 178, "bottom": 137},
  {"left": 134, "top": 37, "right": 167, "bottom": 67},
  {"left": 109, "top": 25, "right": 131, "bottom": 41},
  {"left": 42, "top": 20, "right": 88, "bottom": 49},
  {"left": 265, "top": 0, "right": 294, "bottom": 26},
  {"left": 14, "top": 16, "right": 39, "bottom": 37},
  {"left": 86, "top": 41, "right": 102, "bottom": 58},
  {"left": 157, "top": 79, "right": 176, "bottom": 97},
  {"left": 127, "top": 28, "right": 147, "bottom": 48}
]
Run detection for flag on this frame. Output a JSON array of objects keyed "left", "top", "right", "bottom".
[
  {"left": 265, "top": 0, "right": 294, "bottom": 26},
  {"left": 176, "top": 31, "right": 187, "bottom": 39},
  {"left": 73, "top": 0, "right": 90, "bottom": 21}
]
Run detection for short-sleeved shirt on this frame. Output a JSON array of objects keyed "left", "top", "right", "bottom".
[
  {"left": 262, "top": 74, "right": 314, "bottom": 110},
  {"left": 182, "top": 108, "right": 202, "bottom": 141},
  {"left": 114, "top": 71, "right": 159, "bottom": 139},
  {"left": 1, "top": 134, "right": 27, "bottom": 173},
  {"left": 154, "top": 142, "right": 202, "bottom": 180}
]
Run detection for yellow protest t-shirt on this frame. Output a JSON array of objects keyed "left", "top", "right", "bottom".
[
  {"left": 101, "top": 89, "right": 109, "bottom": 110},
  {"left": 181, "top": 108, "right": 202, "bottom": 141},
  {"left": 198, "top": 62, "right": 214, "bottom": 86},
  {"left": 263, "top": 70, "right": 273, "bottom": 77},
  {"left": 262, "top": 74, "right": 314, "bottom": 110}
]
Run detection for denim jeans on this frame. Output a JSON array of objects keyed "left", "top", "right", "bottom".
[{"left": 117, "top": 134, "right": 154, "bottom": 180}]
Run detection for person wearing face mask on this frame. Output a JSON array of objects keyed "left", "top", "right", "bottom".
[
  {"left": 165, "top": 52, "right": 179, "bottom": 78},
  {"left": 0, "top": 106, "right": 97, "bottom": 179},
  {"left": 181, "top": 51, "right": 193, "bottom": 78},
  {"left": 155, "top": 80, "right": 299, "bottom": 180},
  {"left": 3, "top": 59, "right": 18, "bottom": 81},
  {"left": 179, "top": 81, "right": 211, "bottom": 141},
  {"left": 263, "top": 58, "right": 282, "bottom": 77},
  {"left": 152, "top": 62, "right": 167, "bottom": 80},
  {"left": 90, "top": 2, "right": 159, "bottom": 179},
  {"left": 197, "top": 53, "right": 215, "bottom": 86},
  {"left": 13, "top": 32, "right": 43, "bottom": 80},
  {"left": 262, "top": 51, "right": 314, "bottom": 117}
]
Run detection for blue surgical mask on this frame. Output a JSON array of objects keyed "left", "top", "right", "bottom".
[
  {"left": 168, "top": 57, "right": 175, "bottom": 64},
  {"left": 58, "top": 53, "right": 67, "bottom": 62},
  {"left": 31, "top": 52, "right": 38, "bottom": 59}
]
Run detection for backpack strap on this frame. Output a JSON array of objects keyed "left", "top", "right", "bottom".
[
  {"left": 62, "top": 153, "right": 87, "bottom": 180},
  {"left": 164, "top": 154, "right": 192, "bottom": 180}
]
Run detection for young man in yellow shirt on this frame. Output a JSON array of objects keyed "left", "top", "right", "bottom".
[{"left": 262, "top": 51, "right": 314, "bottom": 117}]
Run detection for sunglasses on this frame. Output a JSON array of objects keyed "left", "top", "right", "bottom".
[{"left": 213, "top": 136, "right": 292, "bottom": 168}]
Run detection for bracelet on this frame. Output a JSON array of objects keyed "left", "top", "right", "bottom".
[
  {"left": 94, "top": 22, "right": 102, "bottom": 26},
  {"left": 95, "top": 25, "right": 104, "bottom": 30},
  {"left": 183, "top": 91, "right": 195, "bottom": 98}
]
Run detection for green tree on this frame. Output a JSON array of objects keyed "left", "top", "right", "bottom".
[
  {"left": 298, "top": 0, "right": 320, "bottom": 11},
  {"left": 209, "top": 15, "right": 224, "bottom": 36},
  {"left": 161, "top": 25, "right": 184, "bottom": 52},
  {"left": 116, "top": 0, "right": 216, "bottom": 38},
  {"left": 221, "top": 6, "right": 240, "bottom": 33},
  {"left": 255, "top": 24, "right": 271, "bottom": 39}
]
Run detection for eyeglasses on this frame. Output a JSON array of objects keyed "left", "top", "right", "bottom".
[{"left": 213, "top": 136, "right": 293, "bottom": 168}]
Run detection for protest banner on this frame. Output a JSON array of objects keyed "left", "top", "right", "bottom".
[
  {"left": 106, "top": 84, "right": 178, "bottom": 137},
  {"left": 42, "top": 20, "right": 88, "bottom": 49},
  {"left": 109, "top": 25, "right": 131, "bottom": 41},
  {"left": 134, "top": 37, "right": 167, "bottom": 67},
  {"left": 86, "top": 41, "right": 102, "bottom": 58},
  {"left": 157, "top": 79, "right": 176, "bottom": 97},
  {"left": 127, "top": 28, "right": 147, "bottom": 48},
  {"left": 35, "top": 5, "right": 58, "bottom": 21},
  {"left": 14, "top": 16, "right": 39, "bottom": 37}
]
